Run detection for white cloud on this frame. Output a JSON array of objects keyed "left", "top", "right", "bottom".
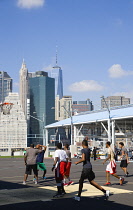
[
  {"left": 17, "top": 0, "right": 45, "bottom": 9},
  {"left": 69, "top": 80, "right": 104, "bottom": 92},
  {"left": 108, "top": 64, "right": 133, "bottom": 78}
]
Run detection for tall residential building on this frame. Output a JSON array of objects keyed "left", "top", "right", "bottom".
[
  {"left": 0, "top": 71, "right": 12, "bottom": 103},
  {"left": 28, "top": 71, "right": 55, "bottom": 146},
  {"left": 101, "top": 96, "right": 130, "bottom": 109},
  {"left": 55, "top": 95, "right": 72, "bottom": 121},
  {"left": 51, "top": 52, "right": 63, "bottom": 99},
  {"left": 72, "top": 98, "right": 94, "bottom": 114},
  {"left": 19, "top": 60, "right": 29, "bottom": 117},
  {"left": 0, "top": 92, "right": 27, "bottom": 149}
]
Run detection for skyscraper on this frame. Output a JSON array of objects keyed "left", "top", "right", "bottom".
[
  {"left": 19, "top": 60, "right": 29, "bottom": 117},
  {"left": 51, "top": 49, "right": 63, "bottom": 99},
  {"left": 28, "top": 71, "right": 55, "bottom": 146},
  {"left": 0, "top": 71, "right": 12, "bottom": 103}
]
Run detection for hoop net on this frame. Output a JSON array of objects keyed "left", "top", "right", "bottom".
[{"left": 0, "top": 102, "right": 14, "bottom": 115}]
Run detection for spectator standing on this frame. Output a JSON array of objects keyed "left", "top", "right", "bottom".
[{"left": 93, "top": 147, "right": 97, "bottom": 161}]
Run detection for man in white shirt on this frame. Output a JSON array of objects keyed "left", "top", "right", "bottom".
[{"left": 52, "top": 143, "right": 68, "bottom": 198}]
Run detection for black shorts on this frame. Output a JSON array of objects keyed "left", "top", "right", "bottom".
[
  {"left": 25, "top": 164, "right": 38, "bottom": 176},
  {"left": 79, "top": 168, "right": 95, "bottom": 182},
  {"left": 120, "top": 160, "right": 128, "bottom": 168}
]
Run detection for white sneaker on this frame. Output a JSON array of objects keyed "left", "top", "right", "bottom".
[
  {"left": 105, "top": 190, "right": 110, "bottom": 200},
  {"left": 35, "top": 180, "right": 38, "bottom": 184},
  {"left": 23, "top": 181, "right": 26, "bottom": 185},
  {"left": 74, "top": 196, "right": 80, "bottom": 201}
]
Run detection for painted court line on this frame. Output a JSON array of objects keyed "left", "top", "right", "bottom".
[{"left": 39, "top": 183, "right": 133, "bottom": 197}]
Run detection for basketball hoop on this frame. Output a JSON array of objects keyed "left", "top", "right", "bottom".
[{"left": 0, "top": 102, "right": 14, "bottom": 115}]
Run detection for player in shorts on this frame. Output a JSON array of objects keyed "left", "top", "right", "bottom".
[
  {"left": 23, "top": 144, "right": 41, "bottom": 185},
  {"left": 74, "top": 139, "right": 110, "bottom": 202},
  {"left": 52, "top": 143, "right": 68, "bottom": 198},
  {"left": 63, "top": 144, "right": 74, "bottom": 186},
  {"left": 33, "top": 144, "right": 47, "bottom": 182},
  {"left": 103, "top": 141, "right": 124, "bottom": 186},
  {"left": 119, "top": 142, "right": 129, "bottom": 177}
]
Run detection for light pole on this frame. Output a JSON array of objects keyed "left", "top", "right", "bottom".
[
  {"left": 28, "top": 113, "right": 45, "bottom": 145},
  {"left": 101, "top": 96, "right": 111, "bottom": 142},
  {"left": 61, "top": 105, "right": 73, "bottom": 145}
]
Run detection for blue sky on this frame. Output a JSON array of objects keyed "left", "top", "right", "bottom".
[{"left": 1, "top": 0, "right": 133, "bottom": 107}]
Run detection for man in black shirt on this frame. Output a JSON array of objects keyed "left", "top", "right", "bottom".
[{"left": 74, "top": 139, "right": 109, "bottom": 201}]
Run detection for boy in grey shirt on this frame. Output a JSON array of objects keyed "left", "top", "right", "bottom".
[{"left": 119, "top": 142, "right": 129, "bottom": 177}]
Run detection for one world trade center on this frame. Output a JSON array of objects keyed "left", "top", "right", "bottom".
[{"left": 51, "top": 52, "right": 63, "bottom": 99}]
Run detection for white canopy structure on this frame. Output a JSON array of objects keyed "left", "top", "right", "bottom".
[{"left": 45, "top": 104, "right": 133, "bottom": 148}]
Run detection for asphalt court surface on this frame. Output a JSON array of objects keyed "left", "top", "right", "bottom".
[{"left": 0, "top": 157, "right": 133, "bottom": 210}]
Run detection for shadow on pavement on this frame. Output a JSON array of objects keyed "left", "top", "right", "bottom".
[
  {"left": 0, "top": 196, "right": 133, "bottom": 210},
  {"left": 126, "top": 174, "right": 133, "bottom": 177},
  {"left": 0, "top": 180, "right": 31, "bottom": 190},
  {"left": 111, "top": 181, "right": 128, "bottom": 186}
]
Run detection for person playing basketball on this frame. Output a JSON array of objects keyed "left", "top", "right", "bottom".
[
  {"left": 74, "top": 139, "right": 110, "bottom": 201},
  {"left": 63, "top": 144, "right": 74, "bottom": 186},
  {"left": 52, "top": 143, "right": 68, "bottom": 198},
  {"left": 103, "top": 141, "right": 124, "bottom": 186},
  {"left": 33, "top": 144, "right": 47, "bottom": 182},
  {"left": 119, "top": 142, "right": 129, "bottom": 177}
]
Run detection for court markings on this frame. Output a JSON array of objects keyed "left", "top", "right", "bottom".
[{"left": 39, "top": 183, "right": 133, "bottom": 198}]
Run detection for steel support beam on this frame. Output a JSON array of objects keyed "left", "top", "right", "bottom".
[{"left": 112, "top": 120, "right": 115, "bottom": 151}]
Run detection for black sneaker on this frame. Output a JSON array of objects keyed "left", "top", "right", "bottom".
[
  {"left": 62, "top": 191, "right": 66, "bottom": 195},
  {"left": 126, "top": 172, "right": 129, "bottom": 177},
  {"left": 53, "top": 193, "right": 63, "bottom": 198}
]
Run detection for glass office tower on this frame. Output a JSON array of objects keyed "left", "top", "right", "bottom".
[
  {"left": 0, "top": 71, "right": 12, "bottom": 103},
  {"left": 28, "top": 71, "right": 55, "bottom": 146},
  {"left": 51, "top": 65, "right": 63, "bottom": 99}
]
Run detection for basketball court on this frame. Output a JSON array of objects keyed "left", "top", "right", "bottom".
[{"left": 0, "top": 158, "right": 133, "bottom": 209}]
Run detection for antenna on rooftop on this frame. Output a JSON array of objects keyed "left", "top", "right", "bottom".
[
  {"left": 53, "top": 43, "right": 61, "bottom": 69},
  {"left": 56, "top": 45, "right": 58, "bottom": 66}
]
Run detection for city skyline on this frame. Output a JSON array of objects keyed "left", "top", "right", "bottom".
[{"left": 1, "top": 1, "right": 133, "bottom": 107}]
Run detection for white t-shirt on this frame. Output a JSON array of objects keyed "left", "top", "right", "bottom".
[{"left": 54, "top": 149, "right": 68, "bottom": 163}]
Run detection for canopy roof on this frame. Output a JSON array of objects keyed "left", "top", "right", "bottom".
[{"left": 45, "top": 104, "right": 133, "bottom": 129}]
